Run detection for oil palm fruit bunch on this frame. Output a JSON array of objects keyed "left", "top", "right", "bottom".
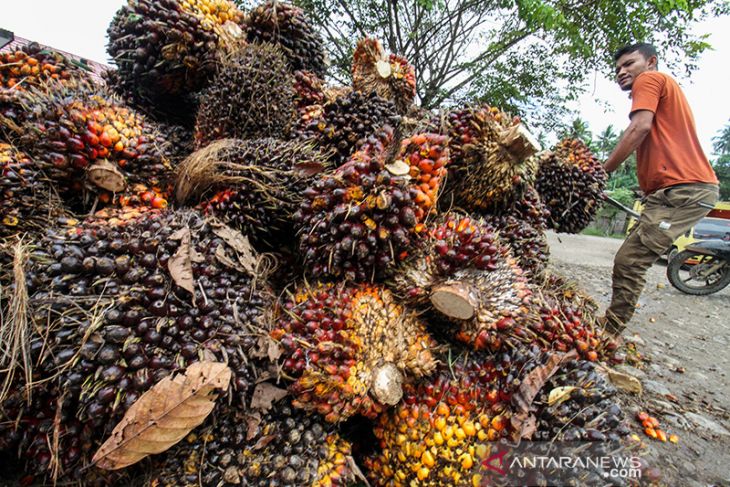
[
  {"left": 1, "top": 80, "right": 173, "bottom": 210},
  {"left": 103, "top": 67, "right": 199, "bottom": 128},
  {"left": 194, "top": 42, "right": 295, "bottom": 148},
  {"left": 245, "top": 0, "right": 327, "bottom": 77},
  {"left": 435, "top": 104, "right": 539, "bottom": 211},
  {"left": 158, "top": 122, "right": 195, "bottom": 163},
  {"left": 176, "top": 138, "right": 330, "bottom": 250},
  {"left": 477, "top": 358, "right": 631, "bottom": 486},
  {"left": 295, "top": 90, "right": 400, "bottom": 165},
  {"left": 390, "top": 212, "right": 538, "bottom": 352},
  {"left": 271, "top": 281, "right": 437, "bottom": 423},
  {"left": 0, "top": 143, "right": 67, "bottom": 238},
  {"left": 352, "top": 37, "right": 416, "bottom": 114},
  {"left": 0, "top": 209, "right": 272, "bottom": 481},
  {"left": 533, "top": 360, "right": 628, "bottom": 440},
  {"left": 0, "top": 41, "right": 91, "bottom": 91},
  {"left": 107, "top": 0, "right": 245, "bottom": 98},
  {"left": 293, "top": 126, "right": 427, "bottom": 281},
  {"left": 536, "top": 138, "right": 607, "bottom": 233},
  {"left": 535, "top": 272, "right": 618, "bottom": 361},
  {"left": 149, "top": 398, "right": 355, "bottom": 486},
  {"left": 364, "top": 346, "right": 547, "bottom": 486},
  {"left": 293, "top": 70, "right": 325, "bottom": 113}
]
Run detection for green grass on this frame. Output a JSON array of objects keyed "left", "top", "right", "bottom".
[{"left": 581, "top": 226, "right": 626, "bottom": 239}]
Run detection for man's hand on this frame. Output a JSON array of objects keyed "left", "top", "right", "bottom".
[{"left": 603, "top": 110, "right": 654, "bottom": 173}]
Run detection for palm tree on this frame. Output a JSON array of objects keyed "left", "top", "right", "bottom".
[
  {"left": 712, "top": 119, "right": 730, "bottom": 156},
  {"left": 595, "top": 125, "right": 618, "bottom": 160}
]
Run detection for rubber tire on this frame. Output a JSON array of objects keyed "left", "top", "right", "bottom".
[
  {"left": 667, "top": 246, "right": 678, "bottom": 263},
  {"left": 666, "top": 250, "right": 730, "bottom": 295}
]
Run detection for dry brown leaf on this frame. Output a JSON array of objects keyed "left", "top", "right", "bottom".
[
  {"left": 597, "top": 365, "right": 643, "bottom": 395},
  {"left": 252, "top": 434, "right": 277, "bottom": 451},
  {"left": 250, "top": 382, "right": 288, "bottom": 411},
  {"left": 292, "top": 160, "right": 327, "bottom": 177},
  {"left": 168, "top": 227, "right": 204, "bottom": 295},
  {"left": 92, "top": 361, "right": 231, "bottom": 470},
  {"left": 212, "top": 224, "right": 257, "bottom": 275},
  {"left": 512, "top": 350, "right": 577, "bottom": 415},
  {"left": 245, "top": 412, "right": 262, "bottom": 441}
]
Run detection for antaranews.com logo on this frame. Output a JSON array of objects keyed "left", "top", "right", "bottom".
[{"left": 479, "top": 441, "right": 647, "bottom": 486}]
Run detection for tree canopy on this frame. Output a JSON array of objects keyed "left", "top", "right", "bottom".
[{"left": 236, "top": 0, "right": 726, "bottom": 131}]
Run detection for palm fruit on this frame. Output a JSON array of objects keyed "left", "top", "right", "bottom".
[
  {"left": 103, "top": 67, "right": 199, "bottom": 128},
  {"left": 0, "top": 41, "right": 91, "bottom": 91},
  {"left": 364, "top": 346, "right": 547, "bottom": 486},
  {"left": 157, "top": 122, "right": 195, "bottom": 163},
  {"left": 1, "top": 80, "right": 173, "bottom": 211},
  {"left": 352, "top": 37, "right": 416, "bottom": 114},
  {"left": 295, "top": 90, "right": 400, "bottom": 165},
  {"left": 194, "top": 42, "right": 295, "bottom": 148},
  {"left": 399, "top": 133, "right": 450, "bottom": 217},
  {"left": 484, "top": 215, "right": 549, "bottom": 280},
  {"left": 176, "top": 138, "right": 330, "bottom": 250},
  {"left": 535, "top": 272, "right": 618, "bottom": 362},
  {"left": 149, "top": 398, "right": 355, "bottom": 486},
  {"left": 293, "top": 70, "right": 325, "bottom": 113},
  {"left": 390, "top": 212, "right": 539, "bottom": 352},
  {"left": 294, "top": 126, "right": 427, "bottom": 281},
  {"left": 271, "top": 281, "right": 437, "bottom": 422},
  {"left": 536, "top": 138, "right": 607, "bottom": 233},
  {"left": 0, "top": 143, "right": 68, "bottom": 238},
  {"left": 0, "top": 209, "right": 273, "bottom": 481},
  {"left": 504, "top": 359, "right": 632, "bottom": 485},
  {"left": 106, "top": 0, "right": 245, "bottom": 98},
  {"left": 435, "top": 104, "right": 539, "bottom": 212},
  {"left": 245, "top": 0, "right": 327, "bottom": 77}
]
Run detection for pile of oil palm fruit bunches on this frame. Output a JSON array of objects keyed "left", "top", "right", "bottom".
[{"left": 0, "top": 1, "right": 638, "bottom": 485}]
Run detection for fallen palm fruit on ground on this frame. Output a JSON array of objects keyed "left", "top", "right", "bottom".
[
  {"left": 636, "top": 411, "right": 677, "bottom": 443},
  {"left": 536, "top": 138, "right": 608, "bottom": 233},
  {"left": 175, "top": 137, "right": 330, "bottom": 250},
  {"left": 149, "top": 397, "right": 355, "bottom": 486},
  {"left": 0, "top": 80, "right": 174, "bottom": 212},
  {"left": 271, "top": 281, "right": 437, "bottom": 422},
  {"left": 0, "top": 209, "right": 272, "bottom": 483},
  {"left": 194, "top": 42, "right": 295, "bottom": 147},
  {"left": 352, "top": 37, "right": 416, "bottom": 114},
  {"left": 245, "top": 0, "right": 328, "bottom": 77}
]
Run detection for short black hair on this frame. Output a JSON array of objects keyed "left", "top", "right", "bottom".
[{"left": 613, "top": 43, "right": 658, "bottom": 62}]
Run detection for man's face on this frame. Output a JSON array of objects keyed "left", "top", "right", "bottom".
[{"left": 615, "top": 51, "right": 657, "bottom": 91}]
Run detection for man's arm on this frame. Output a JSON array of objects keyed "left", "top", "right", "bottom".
[{"left": 603, "top": 110, "right": 654, "bottom": 173}]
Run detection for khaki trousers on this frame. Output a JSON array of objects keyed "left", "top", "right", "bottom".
[{"left": 605, "top": 183, "right": 719, "bottom": 333}]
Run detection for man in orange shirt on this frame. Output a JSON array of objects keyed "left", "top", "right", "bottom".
[{"left": 600, "top": 43, "right": 719, "bottom": 337}]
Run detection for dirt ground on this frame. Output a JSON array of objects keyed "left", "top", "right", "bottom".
[{"left": 547, "top": 231, "right": 730, "bottom": 486}]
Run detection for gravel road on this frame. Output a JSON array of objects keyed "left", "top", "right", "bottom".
[{"left": 547, "top": 231, "right": 730, "bottom": 486}]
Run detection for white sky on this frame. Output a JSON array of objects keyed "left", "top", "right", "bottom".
[{"left": 3, "top": 1, "right": 729, "bottom": 157}]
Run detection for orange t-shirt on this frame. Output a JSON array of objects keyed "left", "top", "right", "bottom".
[{"left": 630, "top": 71, "right": 718, "bottom": 194}]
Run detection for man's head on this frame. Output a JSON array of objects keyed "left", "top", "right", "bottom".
[{"left": 613, "top": 43, "right": 658, "bottom": 91}]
